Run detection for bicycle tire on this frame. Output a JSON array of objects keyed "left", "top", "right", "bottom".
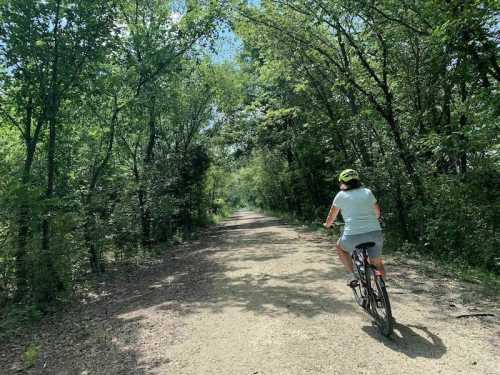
[
  {"left": 367, "top": 266, "right": 393, "bottom": 337},
  {"left": 351, "top": 254, "right": 369, "bottom": 309}
]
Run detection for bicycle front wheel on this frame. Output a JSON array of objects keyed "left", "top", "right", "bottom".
[{"left": 367, "top": 266, "right": 393, "bottom": 337}]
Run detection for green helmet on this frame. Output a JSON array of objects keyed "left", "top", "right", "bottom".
[{"left": 339, "top": 169, "right": 359, "bottom": 183}]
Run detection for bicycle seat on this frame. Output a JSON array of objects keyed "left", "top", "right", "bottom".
[{"left": 355, "top": 242, "right": 376, "bottom": 250}]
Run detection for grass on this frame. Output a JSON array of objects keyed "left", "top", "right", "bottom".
[
  {"left": 23, "top": 342, "right": 40, "bottom": 368},
  {"left": 386, "top": 244, "right": 500, "bottom": 298},
  {"left": 206, "top": 209, "right": 234, "bottom": 225},
  {"left": 380, "top": 229, "right": 500, "bottom": 297}
]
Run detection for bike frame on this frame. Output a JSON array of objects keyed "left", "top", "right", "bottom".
[
  {"left": 351, "top": 245, "right": 393, "bottom": 336},
  {"left": 352, "top": 247, "right": 373, "bottom": 307},
  {"left": 352, "top": 246, "right": 385, "bottom": 309}
]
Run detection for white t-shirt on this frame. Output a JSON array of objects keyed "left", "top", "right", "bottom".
[{"left": 333, "top": 187, "right": 381, "bottom": 235}]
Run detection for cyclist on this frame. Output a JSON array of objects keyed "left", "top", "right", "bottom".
[{"left": 323, "top": 169, "right": 385, "bottom": 286}]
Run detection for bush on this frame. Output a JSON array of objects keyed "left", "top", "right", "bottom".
[{"left": 416, "top": 172, "right": 499, "bottom": 273}]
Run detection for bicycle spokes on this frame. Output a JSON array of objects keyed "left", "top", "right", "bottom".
[
  {"left": 368, "top": 268, "right": 393, "bottom": 336},
  {"left": 350, "top": 249, "right": 393, "bottom": 336}
]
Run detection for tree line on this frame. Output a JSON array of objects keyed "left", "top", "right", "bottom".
[
  {"left": 1, "top": 0, "right": 499, "bottom": 315},
  {"left": 226, "top": 0, "right": 499, "bottom": 273},
  {"left": 0, "top": 0, "right": 235, "bottom": 308}
]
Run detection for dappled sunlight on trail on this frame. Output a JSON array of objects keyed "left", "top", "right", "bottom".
[{"left": 4, "top": 211, "right": 499, "bottom": 374}]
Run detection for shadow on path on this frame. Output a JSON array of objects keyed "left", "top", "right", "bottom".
[
  {"left": 214, "top": 219, "right": 289, "bottom": 232},
  {"left": 4, "top": 211, "right": 450, "bottom": 374},
  {"left": 8, "top": 211, "right": 348, "bottom": 374},
  {"left": 362, "top": 322, "right": 447, "bottom": 359}
]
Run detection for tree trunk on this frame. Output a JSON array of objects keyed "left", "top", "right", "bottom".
[
  {"left": 39, "top": 0, "right": 64, "bottom": 302},
  {"left": 85, "top": 96, "right": 118, "bottom": 273},
  {"left": 85, "top": 200, "right": 105, "bottom": 274},
  {"left": 132, "top": 146, "right": 151, "bottom": 248},
  {"left": 15, "top": 97, "right": 47, "bottom": 301},
  {"left": 140, "top": 190, "right": 151, "bottom": 247},
  {"left": 40, "top": 111, "right": 64, "bottom": 302},
  {"left": 14, "top": 99, "right": 36, "bottom": 301},
  {"left": 141, "top": 97, "right": 156, "bottom": 247},
  {"left": 15, "top": 168, "right": 33, "bottom": 300},
  {"left": 394, "top": 177, "right": 411, "bottom": 240},
  {"left": 458, "top": 76, "right": 467, "bottom": 174},
  {"left": 384, "top": 103, "right": 425, "bottom": 203}
]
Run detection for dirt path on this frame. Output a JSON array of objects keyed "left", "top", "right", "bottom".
[{"left": 2, "top": 211, "right": 500, "bottom": 374}]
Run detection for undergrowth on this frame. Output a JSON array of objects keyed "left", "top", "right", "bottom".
[{"left": 257, "top": 208, "right": 500, "bottom": 298}]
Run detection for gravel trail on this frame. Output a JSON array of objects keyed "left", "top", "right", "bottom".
[{"left": 2, "top": 210, "right": 499, "bottom": 374}]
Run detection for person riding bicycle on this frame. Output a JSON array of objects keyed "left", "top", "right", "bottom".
[{"left": 323, "top": 169, "right": 385, "bottom": 287}]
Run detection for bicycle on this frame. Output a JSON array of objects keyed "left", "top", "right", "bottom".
[{"left": 350, "top": 241, "right": 393, "bottom": 337}]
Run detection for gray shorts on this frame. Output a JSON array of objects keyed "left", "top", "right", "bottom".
[{"left": 339, "top": 230, "right": 383, "bottom": 258}]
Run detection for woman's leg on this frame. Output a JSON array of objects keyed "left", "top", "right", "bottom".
[
  {"left": 369, "top": 257, "right": 386, "bottom": 277},
  {"left": 368, "top": 231, "right": 385, "bottom": 277},
  {"left": 336, "top": 240, "right": 354, "bottom": 273}
]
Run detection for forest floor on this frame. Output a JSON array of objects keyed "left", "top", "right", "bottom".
[{"left": 1, "top": 210, "right": 500, "bottom": 374}]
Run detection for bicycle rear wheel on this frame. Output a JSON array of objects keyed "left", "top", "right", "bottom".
[
  {"left": 351, "top": 259, "right": 369, "bottom": 309},
  {"left": 351, "top": 276, "right": 368, "bottom": 309},
  {"left": 351, "top": 250, "right": 368, "bottom": 309},
  {"left": 367, "top": 266, "right": 393, "bottom": 336}
]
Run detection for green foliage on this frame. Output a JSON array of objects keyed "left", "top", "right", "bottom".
[
  {"left": 0, "top": 0, "right": 498, "bottom": 322},
  {"left": 0, "top": 303, "right": 43, "bottom": 342},
  {"left": 0, "top": 0, "right": 234, "bottom": 309},
  {"left": 23, "top": 342, "right": 40, "bottom": 369},
  {"left": 228, "top": 0, "right": 500, "bottom": 275},
  {"left": 418, "top": 170, "right": 499, "bottom": 272}
]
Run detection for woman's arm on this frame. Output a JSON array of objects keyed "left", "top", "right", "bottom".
[
  {"left": 324, "top": 205, "right": 340, "bottom": 228},
  {"left": 374, "top": 203, "right": 381, "bottom": 221}
]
